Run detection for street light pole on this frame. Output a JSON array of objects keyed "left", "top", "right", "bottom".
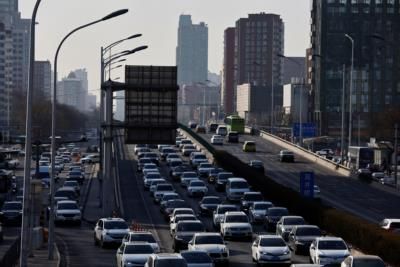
[
  {"left": 341, "top": 64, "right": 346, "bottom": 163},
  {"left": 345, "top": 34, "right": 354, "bottom": 151},
  {"left": 48, "top": 9, "right": 129, "bottom": 260},
  {"left": 20, "top": 1, "right": 42, "bottom": 266}
]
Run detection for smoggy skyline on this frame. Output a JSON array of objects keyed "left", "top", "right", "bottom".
[{"left": 20, "top": 0, "right": 310, "bottom": 99}]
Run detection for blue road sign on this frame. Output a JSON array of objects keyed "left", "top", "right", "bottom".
[
  {"left": 293, "top": 123, "right": 317, "bottom": 138},
  {"left": 300, "top": 171, "right": 314, "bottom": 198}
]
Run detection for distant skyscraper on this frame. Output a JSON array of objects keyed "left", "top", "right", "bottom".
[
  {"left": 58, "top": 72, "right": 85, "bottom": 112},
  {"left": 311, "top": 0, "right": 400, "bottom": 139},
  {"left": 223, "top": 13, "right": 284, "bottom": 122},
  {"left": 33, "top": 60, "right": 52, "bottom": 100},
  {"left": 282, "top": 57, "right": 305, "bottom": 85},
  {"left": 221, "top": 27, "right": 236, "bottom": 115},
  {"left": 176, "top": 14, "right": 208, "bottom": 86},
  {"left": 0, "top": 0, "right": 30, "bottom": 137}
]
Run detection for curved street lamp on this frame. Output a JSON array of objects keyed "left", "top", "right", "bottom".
[{"left": 48, "top": 8, "right": 128, "bottom": 260}]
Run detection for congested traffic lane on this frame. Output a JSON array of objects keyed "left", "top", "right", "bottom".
[
  {"left": 116, "top": 136, "right": 310, "bottom": 266},
  {"left": 197, "top": 132, "right": 400, "bottom": 223}
]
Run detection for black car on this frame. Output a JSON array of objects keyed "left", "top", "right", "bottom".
[
  {"left": 240, "top": 191, "right": 263, "bottom": 211},
  {"left": 227, "top": 131, "right": 239, "bottom": 143},
  {"left": 67, "top": 170, "right": 84, "bottom": 184},
  {"left": 0, "top": 201, "right": 22, "bottom": 225},
  {"left": 208, "top": 123, "right": 219, "bottom": 133},
  {"left": 207, "top": 167, "right": 224, "bottom": 184},
  {"left": 170, "top": 164, "right": 193, "bottom": 181},
  {"left": 265, "top": 207, "right": 289, "bottom": 231},
  {"left": 279, "top": 150, "right": 295, "bottom": 163},
  {"left": 288, "top": 225, "right": 322, "bottom": 255},
  {"left": 248, "top": 160, "right": 265, "bottom": 173},
  {"left": 163, "top": 200, "right": 188, "bottom": 220},
  {"left": 173, "top": 220, "right": 205, "bottom": 251},
  {"left": 199, "top": 196, "right": 222, "bottom": 216},
  {"left": 215, "top": 172, "right": 234, "bottom": 191}
]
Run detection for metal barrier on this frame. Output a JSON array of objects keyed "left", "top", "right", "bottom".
[{"left": 0, "top": 237, "right": 20, "bottom": 267}]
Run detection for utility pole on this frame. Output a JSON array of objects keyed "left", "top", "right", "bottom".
[
  {"left": 395, "top": 123, "right": 398, "bottom": 189},
  {"left": 340, "top": 64, "right": 346, "bottom": 163}
]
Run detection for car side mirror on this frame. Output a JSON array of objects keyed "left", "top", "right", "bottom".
[
  {"left": 310, "top": 246, "right": 315, "bottom": 250},
  {"left": 252, "top": 242, "right": 257, "bottom": 247},
  {"left": 117, "top": 250, "right": 123, "bottom": 254}
]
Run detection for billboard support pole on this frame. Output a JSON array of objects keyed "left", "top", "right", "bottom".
[{"left": 103, "top": 80, "right": 113, "bottom": 216}]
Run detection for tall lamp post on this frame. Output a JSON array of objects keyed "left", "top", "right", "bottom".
[
  {"left": 277, "top": 54, "right": 305, "bottom": 146},
  {"left": 345, "top": 34, "right": 354, "bottom": 152},
  {"left": 20, "top": 1, "right": 42, "bottom": 266},
  {"left": 48, "top": 8, "right": 129, "bottom": 260}
]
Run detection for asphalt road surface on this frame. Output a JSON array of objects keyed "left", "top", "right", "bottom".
[{"left": 198, "top": 132, "right": 400, "bottom": 223}]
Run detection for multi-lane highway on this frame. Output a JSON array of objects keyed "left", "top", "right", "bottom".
[{"left": 196, "top": 131, "right": 400, "bottom": 223}]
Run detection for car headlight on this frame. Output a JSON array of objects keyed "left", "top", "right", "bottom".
[{"left": 283, "top": 248, "right": 290, "bottom": 255}]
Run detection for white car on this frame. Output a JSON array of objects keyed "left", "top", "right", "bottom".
[
  {"left": 180, "top": 172, "right": 200, "bottom": 187},
  {"left": 142, "top": 164, "right": 160, "bottom": 176},
  {"left": 211, "top": 135, "right": 224, "bottom": 145},
  {"left": 54, "top": 200, "right": 81, "bottom": 225},
  {"left": 225, "top": 177, "right": 250, "bottom": 202},
  {"left": 379, "top": 218, "right": 400, "bottom": 231},
  {"left": 169, "top": 208, "right": 195, "bottom": 223},
  {"left": 94, "top": 218, "right": 129, "bottom": 248},
  {"left": 170, "top": 214, "right": 197, "bottom": 236},
  {"left": 197, "top": 163, "right": 214, "bottom": 178},
  {"left": 310, "top": 237, "right": 350, "bottom": 265},
  {"left": 188, "top": 233, "right": 229, "bottom": 265},
  {"left": 341, "top": 255, "right": 385, "bottom": 267},
  {"left": 187, "top": 180, "right": 208, "bottom": 197},
  {"left": 116, "top": 242, "right": 154, "bottom": 267},
  {"left": 213, "top": 205, "right": 239, "bottom": 229},
  {"left": 251, "top": 235, "right": 291, "bottom": 265},
  {"left": 122, "top": 231, "right": 160, "bottom": 253},
  {"left": 153, "top": 183, "right": 175, "bottom": 203},
  {"left": 149, "top": 179, "right": 167, "bottom": 195},
  {"left": 248, "top": 201, "right": 274, "bottom": 224},
  {"left": 276, "top": 216, "right": 306, "bottom": 241},
  {"left": 190, "top": 153, "right": 209, "bottom": 168},
  {"left": 182, "top": 145, "right": 197, "bottom": 156},
  {"left": 166, "top": 153, "right": 181, "bottom": 163},
  {"left": 220, "top": 211, "right": 252, "bottom": 239}
]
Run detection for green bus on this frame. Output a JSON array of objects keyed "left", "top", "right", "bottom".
[{"left": 224, "top": 115, "right": 245, "bottom": 133}]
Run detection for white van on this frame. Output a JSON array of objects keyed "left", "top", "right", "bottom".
[
  {"left": 225, "top": 177, "right": 250, "bottom": 201},
  {"left": 216, "top": 125, "right": 228, "bottom": 136}
]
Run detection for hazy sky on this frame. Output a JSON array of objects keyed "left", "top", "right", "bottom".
[{"left": 20, "top": 0, "right": 310, "bottom": 98}]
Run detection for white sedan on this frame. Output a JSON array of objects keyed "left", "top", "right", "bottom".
[
  {"left": 116, "top": 242, "right": 154, "bottom": 267},
  {"left": 310, "top": 237, "right": 350, "bottom": 265},
  {"left": 251, "top": 235, "right": 291, "bottom": 265},
  {"left": 211, "top": 135, "right": 224, "bottom": 145},
  {"left": 187, "top": 180, "right": 208, "bottom": 197}
]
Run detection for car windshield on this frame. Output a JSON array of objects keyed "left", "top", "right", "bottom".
[
  {"left": 219, "top": 173, "right": 233, "bottom": 179},
  {"left": 128, "top": 233, "right": 156, "bottom": 243},
  {"left": 183, "top": 172, "right": 197, "bottom": 178},
  {"left": 175, "top": 215, "right": 196, "bottom": 222},
  {"left": 190, "top": 181, "right": 205, "bottom": 187},
  {"left": 353, "top": 259, "right": 385, "bottom": 267},
  {"left": 55, "top": 190, "right": 75, "bottom": 198},
  {"left": 144, "top": 164, "right": 157, "bottom": 169},
  {"left": 318, "top": 240, "right": 347, "bottom": 250},
  {"left": 390, "top": 222, "right": 400, "bottom": 229},
  {"left": 124, "top": 244, "right": 154, "bottom": 254},
  {"left": 177, "top": 222, "right": 204, "bottom": 232},
  {"left": 296, "top": 227, "right": 321, "bottom": 236},
  {"left": 104, "top": 221, "right": 128, "bottom": 229},
  {"left": 64, "top": 182, "right": 77, "bottom": 187},
  {"left": 184, "top": 145, "right": 196, "bottom": 150},
  {"left": 200, "top": 163, "right": 212, "bottom": 168},
  {"left": 163, "top": 195, "right": 179, "bottom": 201},
  {"left": 155, "top": 259, "right": 187, "bottom": 267},
  {"left": 284, "top": 217, "right": 305, "bottom": 225},
  {"left": 195, "top": 235, "right": 224, "bottom": 244},
  {"left": 194, "top": 155, "right": 207, "bottom": 160},
  {"left": 254, "top": 203, "right": 272, "bottom": 210},
  {"left": 182, "top": 252, "right": 212, "bottom": 263},
  {"left": 244, "top": 194, "right": 263, "bottom": 201},
  {"left": 3, "top": 202, "right": 22, "bottom": 210},
  {"left": 157, "top": 185, "right": 173, "bottom": 191},
  {"left": 70, "top": 172, "right": 81, "bottom": 176},
  {"left": 168, "top": 154, "right": 180, "bottom": 159},
  {"left": 231, "top": 181, "right": 248, "bottom": 189},
  {"left": 217, "top": 206, "right": 237, "bottom": 214},
  {"left": 225, "top": 215, "right": 248, "bottom": 223},
  {"left": 58, "top": 203, "right": 78, "bottom": 210},
  {"left": 146, "top": 153, "right": 158, "bottom": 158},
  {"left": 163, "top": 148, "right": 175, "bottom": 153},
  {"left": 260, "top": 238, "right": 286, "bottom": 247},
  {"left": 168, "top": 201, "right": 186, "bottom": 208},
  {"left": 203, "top": 198, "right": 220, "bottom": 204},
  {"left": 140, "top": 159, "right": 152, "bottom": 164},
  {"left": 268, "top": 208, "right": 288, "bottom": 216},
  {"left": 147, "top": 173, "right": 162, "bottom": 179}
]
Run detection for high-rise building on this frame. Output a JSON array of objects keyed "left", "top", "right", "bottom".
[
  {"left": 58, "top": 72, "right": 85, "bottom": 112},
  {"left": 282, "top": 57, "right": 306, "bottom": 85},
  {"left": 310, "top": 0, "right": 400, "bottom": 139},
  {"left": 223, "top": 13, "right": 285, "bottom": 122},
  {"left": 176, "top": 14, "right": 208, "bottom": 86},
  {"left": 33, "top": 60, "right": 52, "bottom": 100},
  {"left": 221, "top": 27, "right": 236, "bottom": 115},
  {"left": 0, "top": 0, "right": 30, "bottom": 137}
]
